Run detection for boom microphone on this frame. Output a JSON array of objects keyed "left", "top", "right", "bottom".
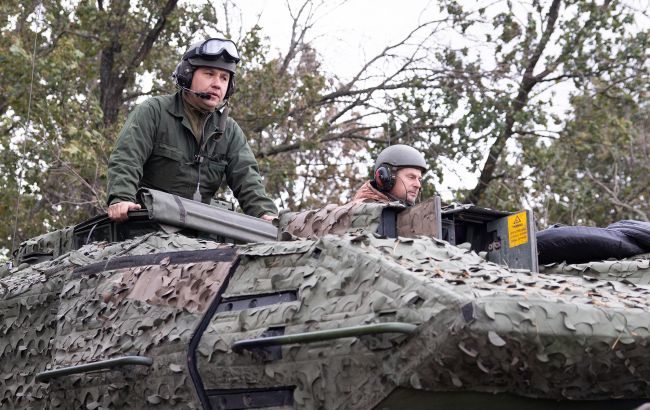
[{"left": 180, "top": 86, "right": 212, "bottom": 100}]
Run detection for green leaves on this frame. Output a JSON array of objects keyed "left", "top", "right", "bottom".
[
  {"left": 0, "top": 0, "right": 647, "bottom": 256},
  {"left": 531, "top": 86, "right": 650, "bottom": 226},
  {"left": 0, "top": 0, "right": 201, "bottom": 253},
  {"left": 494, "top": 12, "right": 522, "bottom": 43}
]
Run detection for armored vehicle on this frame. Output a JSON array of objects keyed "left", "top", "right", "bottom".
[{"left": 2, "top": 188, "right": 650, "bottom": 409}]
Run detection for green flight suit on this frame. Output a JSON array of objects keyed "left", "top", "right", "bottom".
[{"left": 107, "top": 92, "right": 277, "bottom": 218}]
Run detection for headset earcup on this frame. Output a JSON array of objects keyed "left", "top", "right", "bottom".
[
  {"left": 374, "top": 165, "right": 394, "bottom": 192},
  {"left": 173, "top": 60, "right": 194, "bottom": 89}
]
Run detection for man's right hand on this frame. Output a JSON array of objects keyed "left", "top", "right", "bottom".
[{"left": 108, "top": 201, "right": 142, "bottom": 222}]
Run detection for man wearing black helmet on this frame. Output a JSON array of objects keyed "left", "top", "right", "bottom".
[
  {"left": 352, "top": 144, "right": 427, "bottom": 206},
  {"left": 107, "top": 38, "right": 277, "bottom": 222}
]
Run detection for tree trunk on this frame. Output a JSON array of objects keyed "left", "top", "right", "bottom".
[
  {"left": 465, "top": 0, "right": 562, "bottom": 205},
  {"left": 99, "top": 0, "right": 179, "bottom": 128}
]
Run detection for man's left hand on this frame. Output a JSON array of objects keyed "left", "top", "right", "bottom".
[{"left": 260, "top": 214, "right": 276, "bottom": 222}]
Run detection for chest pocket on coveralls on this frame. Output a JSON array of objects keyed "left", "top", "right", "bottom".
[
  {"left": 204, "top": 155, "right": 227, "bottom": 191},
  {"left": 147, "top": 143, "right": 186, "bottom": 187}
]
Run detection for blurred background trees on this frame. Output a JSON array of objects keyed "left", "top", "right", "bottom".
[{"left": 0, "top": 0, "right": 648, "bottom": 255}]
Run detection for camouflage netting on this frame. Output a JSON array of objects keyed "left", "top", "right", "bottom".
[
  {"left": 200, "top": 234, "right": 650, "bottom": 408},
  {"left": 0, "top": 261, "right": 62, "bottom": 406},
  {"left": 0, "top": 233, "right": 222, "bottom": 409},
  {"left": 12, "top": 227, "right": 74, "bottom": 268},
  {"left": 3, "top": 230, "right": 650, "bottom": 408},
  {"left": 278, "top": 202, "right": 392, "bottom": 239},
  {"left": 539, "top": 255, "right": 650, "bottom": 285}
]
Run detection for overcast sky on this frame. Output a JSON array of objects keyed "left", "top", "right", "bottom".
[
  {"left": 233, "top": 0, "right": 439, "bottom": 80},
  {"left": 221, "top": 0, "right": 648, "bottom": 201},
  {"left": 211, "top": 1, "right": 477, "bottom": 199},
  {"left": 228, "top": 1, "right": 474, "bottom": 197}
]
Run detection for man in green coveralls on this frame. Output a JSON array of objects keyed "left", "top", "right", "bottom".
[{"left": 107, "top": 38, "right": 277, "bottom": 222}]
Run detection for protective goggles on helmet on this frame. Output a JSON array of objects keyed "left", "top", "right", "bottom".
[{"left": 189, "top": 38, "right": 240, "bottom": 63}]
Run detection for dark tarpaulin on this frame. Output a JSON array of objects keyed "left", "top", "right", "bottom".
[
  {"left": 607, "top": 220, "right": 650, "bottom": 248},
  {"left": 537, "top": 225, "right": 646, "bottom": 265}
]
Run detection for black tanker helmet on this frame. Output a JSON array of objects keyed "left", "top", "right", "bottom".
[{"left": 172, "top": 38, "right": 240, "bottom": 99}]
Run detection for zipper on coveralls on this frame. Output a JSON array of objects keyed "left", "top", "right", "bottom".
[{"left": 192, "top": 111, "right": 214, "bottom": 202}]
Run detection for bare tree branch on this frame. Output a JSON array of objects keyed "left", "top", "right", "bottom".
[
  {"left": 467, "top": 0, "right": 562, "bottom": 205},
  {"left": 100, "top": 0, "right": 178, "bottom": 126},
  {"left": 585, "top": 169, "right": 650, "bottom": 222}
]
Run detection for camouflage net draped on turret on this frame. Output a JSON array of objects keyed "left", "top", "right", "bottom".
[
  {"left": 3, "top": 229, "right": 650, "bottom": 408},
  {"left": 278, "top": 201, "right": 393, "bottom": 239}
]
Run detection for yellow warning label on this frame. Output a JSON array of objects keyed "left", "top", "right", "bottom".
[{"left": 508, "top": 211, "right": 528, "bottom": 248}]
